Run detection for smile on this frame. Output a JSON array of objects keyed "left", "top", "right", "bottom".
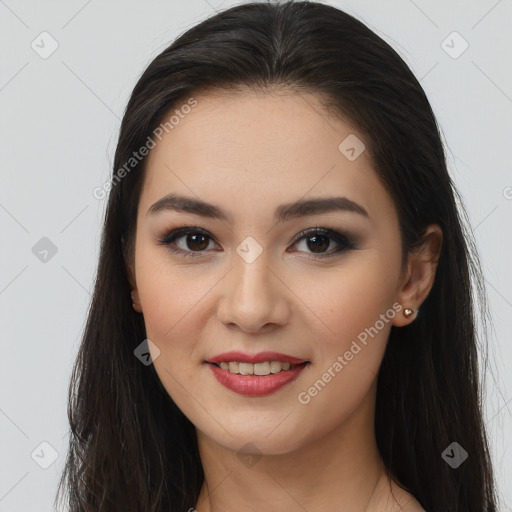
[
  {"left": 214, "top": 360, "right": 296, "bottom": 375},
  {"left": 206, "top": 360, "right": 310, "bottom": 397}
]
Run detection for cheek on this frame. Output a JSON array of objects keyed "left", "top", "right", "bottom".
[
  {"left": 303, "top": 251, "right": 401, "bottom": 348},
  {"left": 294, "top": 252, "right": 400, "bottom": 412},
  {"left": 134, "top": 253, "right": 210, "bottom": 417},
  {"left": 135, "top": 245, "right": 216, "bottom": 346},
  {"left": 294, "top": 312, "right": 393, "bottom": 444}
]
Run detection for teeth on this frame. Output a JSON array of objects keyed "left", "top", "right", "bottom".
[
  {"left": 254, "top": 362, "right": 270, "bottom": 375},
  {"left": 239, "top": 362, "right": 254, "bottom": 375},
  {"left": 270, "top": 361, "right": 282, "bottom": 373},
  {"left": 216, "top": 360, "right": 297, "bottom": 375}
]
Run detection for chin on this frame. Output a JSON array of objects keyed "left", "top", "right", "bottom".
[{"left": 197, "top": 421, "right": 312, "bottom": 457}]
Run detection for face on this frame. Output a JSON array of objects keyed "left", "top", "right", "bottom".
[{"left": 130, "top": 88, "right": 407, "bottom": 455}]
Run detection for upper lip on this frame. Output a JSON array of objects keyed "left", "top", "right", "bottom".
[{"left": 206, "top": 351, "right": 308, "bottom": 365}]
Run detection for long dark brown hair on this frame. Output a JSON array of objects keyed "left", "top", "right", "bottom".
[{"left": 55, "top": 1, "right": 498, "bottom": 510}]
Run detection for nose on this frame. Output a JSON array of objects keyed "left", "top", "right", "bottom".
[{"left": 216, "top": 250, "right": 291, "bottom": 333}]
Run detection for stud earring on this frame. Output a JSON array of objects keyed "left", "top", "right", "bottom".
[{"left": 403, "top": 307, "right": 416, "bottom": 319}]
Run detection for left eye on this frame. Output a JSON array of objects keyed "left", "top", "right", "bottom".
[
  {"left": 156, "top": 226, "right": 355, "bottom": 259},
  {"left": 288, "top": 227, "right": 356, "bottom": 258}
]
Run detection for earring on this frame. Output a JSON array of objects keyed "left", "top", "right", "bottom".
[{"left": 403, "top": 307, "right": 416, "bottom": 319}]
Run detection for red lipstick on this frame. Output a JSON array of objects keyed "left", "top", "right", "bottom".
[
  {"left": 206, "top": 351, "right": 307, "bottom": 365},
  {"left": 205, "top": 351, "right": 309, "bottom": 397}
]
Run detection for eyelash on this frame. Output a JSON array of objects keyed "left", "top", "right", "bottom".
[{"left": 156, "top": 225, "right": 357, "bottom": 260}]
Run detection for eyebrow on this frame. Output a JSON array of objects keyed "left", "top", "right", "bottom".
[{"left": 146, "top": 193, "right": 369, "bottom": 222}]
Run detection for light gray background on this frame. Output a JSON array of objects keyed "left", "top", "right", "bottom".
[{"left": 1, "top": 0, "right": 511, "bottom": 510}]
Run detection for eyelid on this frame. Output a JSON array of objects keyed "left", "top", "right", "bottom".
[
  {"left": 287, "top": 227, "right": 357, "bottom": 256},
  {"left": 289, "top": 226, "right": 340, "bottom": 245},
  {"left": 155, "top": 226, "right": 220, "bottom": 258},
  {"left": 156, "top": 226, "right": 213, "bottom": 244}
]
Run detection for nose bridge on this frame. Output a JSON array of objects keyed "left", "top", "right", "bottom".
[
  {"left": 232, "top": 242, "right": 274, "bottom": 308},
  {"left": 218, "top": 237, "right": 289, "bottom": 331}
]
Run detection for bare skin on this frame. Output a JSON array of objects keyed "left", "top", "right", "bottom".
[{"left": 127, "top": 87, "right": 441, "bottom": 512}]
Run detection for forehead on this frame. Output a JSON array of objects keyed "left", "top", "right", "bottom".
[{"left": 139, "top": 88, "right": 392, "bottom": 224}]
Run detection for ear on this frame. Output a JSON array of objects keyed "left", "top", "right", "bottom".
[
  {"left": 392, "top": 224, "right": 443, "bottom": 327},
  {"left": 124, "top": 245, "right": 142, "bottom": 314}
]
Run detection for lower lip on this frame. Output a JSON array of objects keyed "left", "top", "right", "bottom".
[{"left": 208, "top": 363, "right": 308, "bottom": 397}]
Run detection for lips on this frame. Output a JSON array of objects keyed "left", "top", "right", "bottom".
[
  {"left": 206, "top": 351, "right": 308, "bottom": 365},
  {"left": 205, "top": 351, "right": 310, "bottom": 397}
]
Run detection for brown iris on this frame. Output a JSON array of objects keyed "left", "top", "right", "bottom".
[
  {"left": 306, "top": 234, "right": 329, "bottom": 253},
  {"left": 185, "top": 233, "right": 209, "bottom": 251}
]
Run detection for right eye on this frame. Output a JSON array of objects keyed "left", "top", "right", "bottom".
[{"left": 156, "top": 226, "right": 220, "bottom": 258}]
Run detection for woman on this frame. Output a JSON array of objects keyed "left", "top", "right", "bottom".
[{"left": 55, "top": 1, "right": 498, "bottom": 511}]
